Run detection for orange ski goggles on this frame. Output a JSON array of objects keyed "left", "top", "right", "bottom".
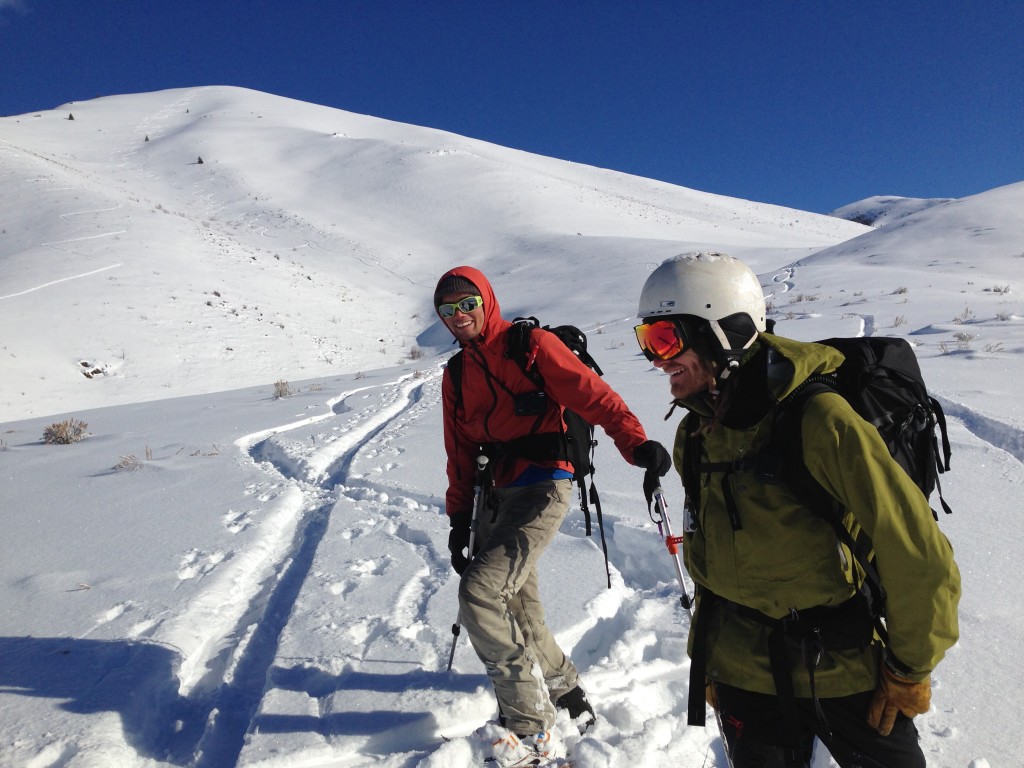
[{"left": 634, "top": 319, "right": 690, "bottom": 362}]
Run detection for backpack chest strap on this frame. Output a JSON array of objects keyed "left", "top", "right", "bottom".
[{"left": 695, "top": 457, "right": 760, "bottom": 531}]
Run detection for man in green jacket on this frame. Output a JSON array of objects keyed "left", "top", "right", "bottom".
[{"left": 633, "top": 252, "right": 961, "bottom": 768}]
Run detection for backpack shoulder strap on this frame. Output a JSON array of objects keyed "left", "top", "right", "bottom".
[
  {"left": 774, "top": 380, "right": 840, "bottom": 516},
  {"left": 683, "top": 409, "right": 752, "bottom": 531},
  {"left": 680, "top": 412, "right": 704, "bottom": 516},
  {"left": 507, "top": 316, "right": 543, "bottom": 386},
  {"left": 774, "top": 381, "right": 888, "bottom": 632},
  {"left": 448, "top": 348, "right": 465, "bottom": 409}
]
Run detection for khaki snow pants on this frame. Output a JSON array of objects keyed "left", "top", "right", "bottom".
[{"left": 458, "top": 478, "right": 580, "bottom": 735}]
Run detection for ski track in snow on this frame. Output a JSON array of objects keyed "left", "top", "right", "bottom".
[
  {"left": 0, "top": 262, "right": 124, "bottom": 300},
  {"left": 935, "top": 395, "right": 1024, "bottom": 465},
  {"left": 237, "top": 368, "right": 497, "bottom": 766},
  {"left": 141, "top": 370, "right": 437, "bottom": 766}
]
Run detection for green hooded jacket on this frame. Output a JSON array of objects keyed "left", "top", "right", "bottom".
[{"left": 675, "top": 333, "right": 961, "bottom": 697}]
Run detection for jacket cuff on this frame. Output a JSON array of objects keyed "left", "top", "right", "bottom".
[{"left": 883, "top": 650, "right": 925, "bottom": 682}]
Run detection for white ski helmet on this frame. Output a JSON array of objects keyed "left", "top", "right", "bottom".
[{"left": 637, "top": 252, "right": 767, "bottom": 359}]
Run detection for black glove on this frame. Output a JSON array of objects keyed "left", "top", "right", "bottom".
[
  {"left": 448, "top": 512, "right": 472, "bottom": 575},
  {"left": 633, "top": 440, "right": 672, "bottom": 474},
  {"left": 633, "top": 440, "right": 672, "bottom": 505}
]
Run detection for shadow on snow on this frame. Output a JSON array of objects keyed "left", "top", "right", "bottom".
[{"left": 0, "top": 636, "right": 488, "bottom": 765}]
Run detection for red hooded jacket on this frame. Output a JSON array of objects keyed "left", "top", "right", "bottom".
[{"left": 438, "top": 266, "right": 649, "bottom": 519}]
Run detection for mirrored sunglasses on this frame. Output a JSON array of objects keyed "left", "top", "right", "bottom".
[
  {"left": 438, "top": 295, "right": 484, "bottom": 318},
  {"left": 635, "top": 319, "right": 689, "bottom": 362}
]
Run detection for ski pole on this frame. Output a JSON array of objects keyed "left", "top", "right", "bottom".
[
  {"left": 651, "top": 487, "right": 692, "bottom": 611},
  {"left": 652, "top": 488, "right": 736, "bottom": 768},
  {"left": 446, "top": 454, "right": 489, "bottom": 672}
]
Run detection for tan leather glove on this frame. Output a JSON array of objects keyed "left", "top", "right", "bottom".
[{"left": 867, "top": 666, "right": 931, "bottom": 735}]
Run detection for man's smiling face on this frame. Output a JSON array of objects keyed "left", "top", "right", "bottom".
[{"left": 438, "top": 292, "right": 485, "bottom": 344}]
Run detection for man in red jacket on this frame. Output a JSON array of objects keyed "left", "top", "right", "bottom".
[{"left": 436, "top": 266, "right": 670, "bottom": 765}]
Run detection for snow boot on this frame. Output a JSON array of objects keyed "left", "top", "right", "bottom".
[
  {"left": 555, "top": 685, "right": 595, "bottom": 734},
  {"left": 484, "top": 729, "right": 559, "bottom": 767}
]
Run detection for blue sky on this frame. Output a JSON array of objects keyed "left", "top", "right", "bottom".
[{"left": 2, "top": 0, "right": 1021, "bottom": 213}]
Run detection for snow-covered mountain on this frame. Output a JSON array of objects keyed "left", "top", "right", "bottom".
[
  {"left": 1, "top": 86, "right": 1021, "bottom": 768},
  {"left": 1, "top": 86, "right": 864, "bottom": 422},
  {"left": 829, "top": 195, "right": 955, "bottom": 227}
]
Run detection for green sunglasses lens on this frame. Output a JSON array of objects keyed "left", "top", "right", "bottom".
[{"left": 439, "top": 295, "right": 483, "bottom": 318}]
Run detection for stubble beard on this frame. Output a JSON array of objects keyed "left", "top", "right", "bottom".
[{"left": 668, "top": 359, "right": 717, "bottom": 401}]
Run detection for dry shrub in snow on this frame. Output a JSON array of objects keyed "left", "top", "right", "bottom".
[
  {"left": 43, "top": 419, "right": 89, "bottom": 445},
  {"left": 114, "top": 455, "right": 144, "bottom": 472}
]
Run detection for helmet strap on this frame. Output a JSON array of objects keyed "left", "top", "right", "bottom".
[
  {"left": 707, "top": 319, "right": 758, "bottom": 380},
  {"left": 708, "top": 319, "right": 758, "bottom": 355},
  {"left": 707, "top": 319, "right": 732, "bottom": 353}
]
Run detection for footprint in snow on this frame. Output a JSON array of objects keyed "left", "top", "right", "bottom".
[
  {"left": 177, "top": 548, "right": 225, "bottom": 580},
  {"left": 350, "top": 556, "right": 391, "bottom": 577},
  {"left": 95, "top": 600, "right": 133, "bottom": 625},
  {"left": 223, "top": 508, "right": 254, "bottom": 533},
  {"left": 328, "top": 580, "right": 356, "bottom": 598}
]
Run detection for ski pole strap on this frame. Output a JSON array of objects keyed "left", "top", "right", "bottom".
[
  {"left": 578, "top": 477, "right": 592, "bottom": 536},
  {"left": 687, "top": 588, "right": 714, "bottom": 727},
  {"left": 768, "top": 619, "right": 806, "bottom": 753},
  {"left": 766, "top": 617, "right": 832, "bottom": 756},
  {"left": 590, "top": 480, "right": 612, "bottom": 589}
]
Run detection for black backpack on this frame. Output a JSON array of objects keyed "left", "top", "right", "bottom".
[{"left": 448, "top": 317, "right": 613, "bottom": 587}]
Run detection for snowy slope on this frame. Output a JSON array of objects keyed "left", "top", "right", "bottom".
[{"left": 1, "top": 87, "right": 1022, "bottom": 768}]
